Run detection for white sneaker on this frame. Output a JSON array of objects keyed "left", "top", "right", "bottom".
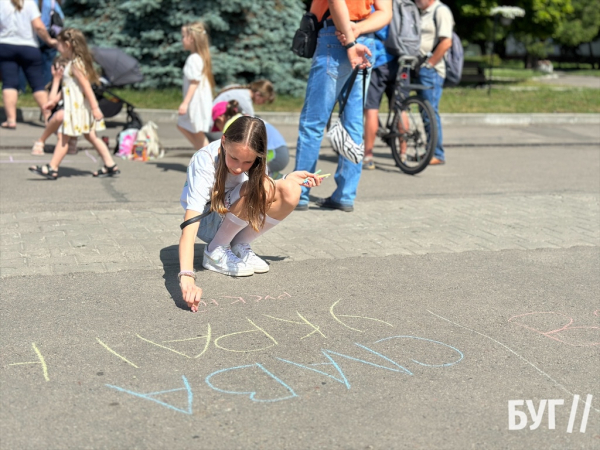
[
  {"left": 202, "top": 245, "right": 254, "bottom": 277},
  {"left": 231, "top": 243, "right": 270, "bottom": 274}
]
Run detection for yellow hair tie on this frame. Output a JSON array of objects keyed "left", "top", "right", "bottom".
[{"left": 223, "top": 113, "right": 243, "bottom": 133}]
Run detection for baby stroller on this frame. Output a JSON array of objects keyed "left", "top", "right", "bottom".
[{"left": 91, "top": 47, "right": 144, "bottom": 136}]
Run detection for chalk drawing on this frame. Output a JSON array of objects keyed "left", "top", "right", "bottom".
[
  {"left": 136, "top": 334, "right": 192, "bottom": 358},
  {"left": 84, "top": 150, "right": 97, "bottom": 163},
  {"left": 374, "top": 336, "right": 464, "bottom": 367},
  {"left": 8, "top": 343, "right": 49, "bottom": 381},
  {"left": 196, "top": 291, "right": 291, "bottom": 313},
  {"left": 329, "top": 299, "right": 394, "bottom": 333},
  {"left": 427, "top": 310, "right": 600, "bottom": 414},
  {"left": 205, "top": 364, "right": 298, "bottom": 402},
  {"left": 222, "top": 296, "right": 246, "bottom": 305},
  {"left": 278, "top": 343, "right": 413, "bottom": 389},
  {"left": 96, "top": 338, "right": 139, "bottom": 368},
  {"left": 213, "top": 319, "right": 278, "bottom": 353},
  {"left": 162, "top": 324, "right": 212, "bottom": 359},
  {"left": 263, "top": 312, "right": 327, "bottom": 339},
  {"left": 106, "top": 375, "right": 193, "bottom": 414},
  {"left": 508, "top": 312, "right": 600, "bottom": 347}
]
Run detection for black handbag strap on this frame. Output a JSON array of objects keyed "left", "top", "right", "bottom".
[
  {"left": 338, "top": 66, "right": 368, "bottom": 118},
  {"left": 180, "top": 203, "right": 212, "bottom": 230}
]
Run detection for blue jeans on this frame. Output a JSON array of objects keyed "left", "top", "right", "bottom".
[
  {"left": 417, "top": 67, "right": 445, "bottom": 161},
  {"left": 295, "top": 26, "right": 374, "bottom": 207}
]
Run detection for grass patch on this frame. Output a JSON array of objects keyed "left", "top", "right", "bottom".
[
  {"left": 11, "top": 82, "right": 599, "bottom": 114},
  {"left": 563, "top": 70, "right": 600, "bottom": 78},
  {"left": 441, "top": 87, "right": 600, "bottom": 113},
  {"left": 489, "top": 68, "right": 538, "bottom": 79}
]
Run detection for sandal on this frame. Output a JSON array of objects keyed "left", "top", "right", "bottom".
[
  {"left": 1, "top": 121, "right": 16, "bottom": 130},
  {"left": 31, "top": 141, "right": 45, "bottom": 156},
  {"left": 28, "top": 164, "right": 58, "bottom": 180},
  {"left": 93, "top": 164, "right": 120, "bottom": 177}
]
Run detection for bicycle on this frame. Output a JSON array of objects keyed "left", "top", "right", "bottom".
[{"left": 377, "top": 55, "right": 438, "bottom": 175}]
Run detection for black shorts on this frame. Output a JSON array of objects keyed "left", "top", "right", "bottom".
[{"left": 365, "top": 58, "right": 408, "bottom": 110}]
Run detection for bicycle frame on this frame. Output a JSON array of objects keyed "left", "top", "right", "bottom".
[{"left": 384, "top": 55, "right": 430, "bottom": 131}]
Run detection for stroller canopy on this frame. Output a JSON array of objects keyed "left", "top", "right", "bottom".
[{"left": 92, "top": 47, "right": 143, "bottom": 87}]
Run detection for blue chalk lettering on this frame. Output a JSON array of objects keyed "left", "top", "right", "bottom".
[
  {"left": 322, "top": 345, "right": 413, "bottom": 380},
  {"left": 105, "top": 375, "right": 193, "bottom": 415},
  {"left": 205, "top": 363, "right": 297, "bottom": 403},
  {"left": 375, "top": 336, "right": 464, "bottom": 367},
  {"left": 277, "top": 352, "right": 351, "bottom": 388}
]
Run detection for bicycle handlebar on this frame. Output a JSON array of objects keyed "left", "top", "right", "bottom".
[{"left": 399, "top": 54, "right": 429, "bottom": 68}]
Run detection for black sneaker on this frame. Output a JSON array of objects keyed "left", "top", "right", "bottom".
[{"left": 315, "top": 197, "right": 354, "bottom": 212}]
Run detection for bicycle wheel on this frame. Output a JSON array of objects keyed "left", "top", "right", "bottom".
[{"left": 390, "top": 96, "right": 437, "bottom": 175}]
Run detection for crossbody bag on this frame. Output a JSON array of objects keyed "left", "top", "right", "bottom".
[{"left": 326, "top": 66, "right": 368, "bottom": 164}]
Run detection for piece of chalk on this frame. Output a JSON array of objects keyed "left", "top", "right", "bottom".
[
  {"left": 303, "top": 169, "right": 322, "bottom": 185},
  {"left": 318, "top": 173, "right": 331, "bottom": 178}
]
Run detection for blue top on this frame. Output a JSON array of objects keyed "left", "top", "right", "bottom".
[
  {"left": 265, "top": 122, "right": 286, "bottom": 150},
  {"left": 373, "top": 25, "right": 395, "bottom": 69},
  {"left": 40, "top": 0, "right": 64, "bottom": 27}
]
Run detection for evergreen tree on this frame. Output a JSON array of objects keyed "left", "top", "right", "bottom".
[{"left": 62, "top": 0, "right": 311, "bottom": 96}]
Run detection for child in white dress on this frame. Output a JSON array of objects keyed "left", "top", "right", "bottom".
[
  {"left": 29, "top": 28, "right": 119, "bottom": 180},
  {"left": 177, "top": 21, "right": 214, "bottom": 150}
]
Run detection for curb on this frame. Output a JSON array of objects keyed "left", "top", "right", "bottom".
[{"left": 15, "top": 107, "right": 600, "bottom": 126}]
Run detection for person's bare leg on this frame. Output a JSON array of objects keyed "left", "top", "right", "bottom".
[
  {"left": 227, "top": 178, "right": 299, "bottom": 223},
  {"left": 398, "top": 111, "right": 409, "bottom": 157},
  {"left": 32, "top": 90, "right": 50, "bottom": 122},
  {"left": 226, "top": 179, "right": 299, "bottom": 273},
  {"left": 85, "top": 129, "right": 117, "bottom": 173},
  {"left": 177, "top": 125, "right": 208, "bottom": 149},
  {"left": 39, "top": 110, "right": 63, "bottom": 143},
  {"left": 48, "top": 133, "right": 70, "bottom": 169},
  {"left": 364, "top": 109, "right": 379, "bottom": 161},
  {"left": 2, "top": 89, "right": 18, "bottom": 126}
]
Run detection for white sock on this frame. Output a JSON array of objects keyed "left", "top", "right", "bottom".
[
  {"left": 207, "top": 213, "right": 248, "bottom": 252},
  {"left": 231, "top": 215, "right": 280, "bottom": 246}
]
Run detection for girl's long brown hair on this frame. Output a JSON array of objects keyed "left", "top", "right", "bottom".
[
  {"left": 57, "top": 28, "right": 99, "bottom": 84},
  {"left": 183, "top": 22, "right": 216, "bottom": 89},
  {"left": 217, "top": 79, "right": 276, "bottom": 104},
  {"left": 211, "top": 116, "right": 274, "bottom": 231}
]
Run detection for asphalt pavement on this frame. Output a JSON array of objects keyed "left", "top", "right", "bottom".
[{"left": 0, "top": 115, "right": 599, "bottom": 449}]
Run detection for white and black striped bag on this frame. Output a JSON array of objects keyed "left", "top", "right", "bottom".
[{"left": 327, "top": 67, "right": 367, "bottom": 164}]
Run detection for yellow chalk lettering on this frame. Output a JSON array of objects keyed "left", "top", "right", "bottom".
[
  {"left": 9, "top": 343, "right": 49, "bottom": 381},
  {"left": 136, "top": 334, "right": 192, "bottom": 358},
  {"left": 264, "top": 312, "right": 326, "bottom": 339},
  {"left": 214, "top": 319, "right": 278, "bottom": 353},
  {"left": 329, "top": 300, "right": 394, "bottom": 333},
  {"left": 96, "top": 338, "right": 139, "bottom": 368}
]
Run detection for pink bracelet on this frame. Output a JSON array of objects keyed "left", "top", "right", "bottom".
[{"left": 178, "top": 270, "right": 196, "bottom": 281}]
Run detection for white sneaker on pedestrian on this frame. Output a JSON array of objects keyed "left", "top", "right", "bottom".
[
  {"left": 202, "top": 245, "right": 254, "bottom": 277},
  {"left": 231, "top": 243, "right": 270, "bottom": 273}
]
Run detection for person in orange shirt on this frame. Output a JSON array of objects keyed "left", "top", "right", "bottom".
[{"left": 294, "top": 0, "right": 391, "bottom": 212}]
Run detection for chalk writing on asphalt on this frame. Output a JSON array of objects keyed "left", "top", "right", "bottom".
[
  {"left": 7, "top": 293, "right": 464, "bottom": 414},
  {"left": 508, "top": 311, "right": 600, "bottom": 347}
]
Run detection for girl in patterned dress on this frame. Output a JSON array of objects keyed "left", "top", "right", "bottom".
[
  {"left": 177, "top": 21, "right": 215, "bottom": 150},
  {"left": 29, "top": 28, "right": 119, "bottom": 180}
]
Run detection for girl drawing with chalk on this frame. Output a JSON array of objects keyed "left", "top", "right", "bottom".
[{"left": 179, "top": 115, "right": 324, "bottom": 312}]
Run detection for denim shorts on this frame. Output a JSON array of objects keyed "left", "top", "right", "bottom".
[{"left": 224, "top": 183, "right": 244, "bottom": 210}]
